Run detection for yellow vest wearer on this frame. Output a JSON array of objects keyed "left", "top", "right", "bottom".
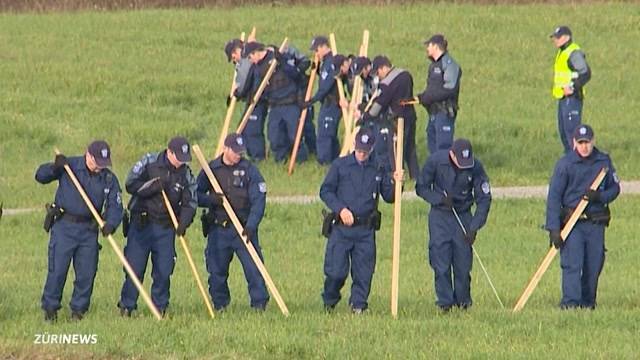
[{"left": 552, "top": 43, "right": 585, "bottom": 99}]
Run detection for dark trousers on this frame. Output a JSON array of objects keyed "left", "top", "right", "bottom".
[
  {"left": 427, "top": 111, "right": 455, "bottom": 155},
  {"left": 242, "top": 103, "right": 268, "bottom": 160},
  {"left": 557, "top": 97, "right": 583, "bottom": 153},
  {"left": 316, "top": 103, "right": 341, "bottom": 165},
  {"left": 268, "top": 104, "right": 308, "bottom": 163}
]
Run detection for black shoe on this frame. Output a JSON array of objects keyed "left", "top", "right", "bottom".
[
  {"left": 160, "top": 309, "right": 168, "bottom": 318},
  {"left": 71, "top": 311, "right": 84, "bottom": 321},
  {"left": 324, "top": 304, "right": 336, "bottom": 313},
  {"left": 117, "top": 302, "right": 133, "bottom": 317},
  {"left": 252, "top": 305, "right": 266, "bottom": 313},
  {"left": 44, "top": 309, "right": 57, "bottom": 323},
  {"left": 438, "top": 305, "right": 452, "bottom": 313},
  {"left": 458, "top": 303, "right": 471, "bottom": 311},
  {"left": 351, "top": 307, "right": 366, "bottom": 315}
]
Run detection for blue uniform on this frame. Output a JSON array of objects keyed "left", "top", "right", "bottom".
[
  {"left": 235, "top": 58, "right": 268, "bottom": 161},
  {"left": 418, "top": 52, "right": 462, "bottom": 154},
  {"left": 545, "top": 148, "right": 619, "bottom": 308},
  {"left": 310, "top": 52, "right": 341, "bottom": 164},
  {"left": 416, "top": 150, "right": 491, "bottom": 308},
  {"left": 197, "top": 157, "right": 269, "bottom": 309},
  {"left": 119, "top": 151, "right": 197, "bottom": 312},
  {"left": 35, "top": 156, "right": 123, "bottom": 314},
  {"left": 319, "top": 153, "right": 394, "bottom": 310}
]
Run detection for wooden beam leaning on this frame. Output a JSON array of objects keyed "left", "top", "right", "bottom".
[
  {"left": 160, "top": 190, "right": 215, "bottom": 319},
  {"left": 328, "top": 33, "right": 350, "bottom": 146},
  {"left": 287, "top": 55, "right": 319, "bottom": 176},
  {"left": 215, "top": 31, "right": 246, "bottom": 157},
  {"left": 512, "top": 167, "right": 608, "bottom": 313},
  {"left": 54, "top": 149, "right": 162, "bottom": 320},
  {"left": 192, "top": 145, "right": 290, "bottom": 316},
  {"left": 340, "top": 30, "right": 369, "bottom": 156},
  {"left": 236, "top": 38, "right": 289, "bottom": 134},
  {"left": 391, "top": 117, "right": 404, "bottom": 318}
]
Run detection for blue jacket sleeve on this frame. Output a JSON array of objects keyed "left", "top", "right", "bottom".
[
  {"left": 35, "top": 162, "right": 62, "bottom": 184},
  {"left": 470, "top": 161, "right": 492, "bottom": 232},
  {"left": 178, "top": 167, "right": 198, "bottom": 228},
  {"left": 245, "top": 166, "right": 266, "bottom": 230},
  {"left": 421, "top": 59, "right": 460, "bottom": 105},
  {"left": 319, "top": 161, "right": 348, "bottom": 214},
  {"left": 125, "top": 153, "right": 153, "bottom": 195},
  {"left": 196, "top": 168, "right": 214, "bottom": 208},
  {"left": 416, "top": 157, "right": 446, "bottom": 206},
  {"left": 379, "top": 170, "right": 395, "bottom": 204},
  {"left": 310, "top": 62, "right": 336, "bottom": 104},
  {"left": 545, "top": 161, "right": 568, "bottom": 231},
  {"left": 103, "top": 172, "right": 124, "bottom": 229},
  {"left": 600, "top": 158, "right": 620, "bottom": 204}
]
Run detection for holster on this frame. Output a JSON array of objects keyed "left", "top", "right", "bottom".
[
  {"left": 321, "top": 209, "right": 336, "bottom": 238},
  {"left": 370, "top": 210, "right": 382, "bottom": 231},
  {"left": 122, "top": 210, "right": 130, "bottom": 237},
  {"left": 43, "top": 203, "right": 64, "bottom": 233},
  {"left": 201, "top": 209, "right": 214, "bottom": 237}
]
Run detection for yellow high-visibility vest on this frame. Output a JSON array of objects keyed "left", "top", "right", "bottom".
[{"left": 552, "top": 43, "right": 584, "bottom": 99}]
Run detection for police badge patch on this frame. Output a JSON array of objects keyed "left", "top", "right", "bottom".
[
  {"left": 321, "top": 70, "right": 329, "bottom": 80},
  {"left": 482, "top": 182, "right": 491, "bottom": 194},
  {"left": 259, "top": 182, "right": 267, "bottom": 193},
  {"left": 613, "top": 172, "right": 620, "bottom": 183}
]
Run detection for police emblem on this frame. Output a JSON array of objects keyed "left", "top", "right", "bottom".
[
  {"left": 101, "top": 149, "right": 108, "bottom": 158},
  {"left": 462, "top": 149, "right": 470, "bottom": 158},
  {"left": 258, "top": 182, "right": 267, "bottom": 193},
  {"left": 481, "top": 182, "right": 491, "bottom": 194},
  {"left": 182, "top": 144, "right": 189, "bottom": 154},
  {"left": 237, "top": 137, "right": 244, "bottom": 146},
  {"left": 361, "top": 134, "right": 369, "bottom": 143},
  {"left": 321, "top": 70, "right": 328, "bottom": 80},
  {"left": 613, "top": 172, "right": 620, "bottom": 183},
  {"left": 579, "top": 127, "right": 587, "bottom": 135}
]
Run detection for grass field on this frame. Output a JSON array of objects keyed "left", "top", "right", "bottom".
[
  {"left": 1, "top": 4, "right": 639, "bottom": 208},
  {"left": 1, "top": 197, "right": 639, "bottom": 358}
]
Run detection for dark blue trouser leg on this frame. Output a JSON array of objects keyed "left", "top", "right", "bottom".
[
  {"left": 322, "top": 226, "right": 352, "bottom": 306},
  {"left": 403, "top": 116, "right": 420, "bottom": 179},
  {"left": 580, "top": 223, "right": 605, "bottom": 307},
  {"left": 232, "top": 231, "right": 269, "bottom": 307},
  {"left": 348, "top": 228, "right": 376, "bottom": 310},
  {"left": 557, "top": 97, "right": 582, "bottom": 153},
  {"left": 69, "top": 229, "right": 100, "bottom": 313},
  {"left": 205, "top": 227, "right": 234, "bottom": 309},
  {"left": 267, "top": 106, "right": 289, "bottom": 162},
  {"left": 149, "top": 224, "right": 176, "bottom": 311},
  {"left": 451, "top": 211, "right": 473, "bottom": 306},
  {"left": 119, "top": 223, "right": 152, "bottom": 311},
  {"left": 316, "top": 104, "right": 341, "bottom": 165},
  {"left": 242, "top": 103, "right": 267, "bottom": 160},
  {"left": 281, "top": 104, "right": 307, "bottom": 163},
  {"left": 426, "top": 112, "right": 455, "bottom": 154},
  {"left": 560, "top": 222, "right": 586, "bottom": 307},
  {"left": 303, "top": 105, "right": 317, "bottom": 155}
]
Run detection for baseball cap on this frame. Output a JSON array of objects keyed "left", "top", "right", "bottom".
[
  {"left": 168, "top": 136, "right": 192, "bottom": 163},
  {"left": 451, "top": 138, "right": 474, "bottom": 169},
  {"left": 371, "top": 55, "right": 391, "bottom": 72},
  {"left": 224, "top": 133, "right": 247, "bottom": 154},
  {"left": 550, "top": 26, "right": 572, "bottom": 38},
  {"left": 351, "top": 56, "right": 371, "bottom": 76},
  {"left": 87, "top": 140, "right": 112, "bottom": 168},
  {"left": 309, "top": 35, "right": 329, "bottom": 51},
  {"left": 424, "top": 33, "right": 447, "bottom": 47},
  {"left": 354, "top": 127, "right": 375, "bottom": 153},
  {"left": 332, "top": 54, "right": 348, "bottom": 68},
  {"left": 243, "top": 41, "right": 265, "bottom": 55},
  {"left": 573, "top": 124, "right": 594, "bottom": 142},
  {"left": 224, "top": 39, "right": 243, "bottom": 62}
]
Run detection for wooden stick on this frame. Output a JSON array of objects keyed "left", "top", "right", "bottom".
[
  {"left": 391, "top": 117, "right": 404, "bottom": 318},
  {"left": 342, "top": 88, "right": 380, "bottom": 155},
  {"left": 192, "top": 145, "right": 290, "bottom": 316},
  {"left": 215, "top": 32, "right": 246, "bottom": 157},
  {"left": 236, "top": 38, "right": 289, "bottom": 134},
  {"left": 160, "top": 190, "right": 215, "bottom": 319},
  {"left": 340, "top": 30, "right": 369, "bottom": 157},
  {"left": 287, "top": 55, "right": 319, "bottom": 176},
  {"left": 328, "top": 34, "right": 350, "bottom": 144},
  {"left": 54, "top": 149, "right": 162, "bottom": 320},
  {"left": 512, "top": 167, "right": 608, "bottom": 313}
]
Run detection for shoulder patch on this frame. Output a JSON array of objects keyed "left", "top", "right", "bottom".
[
  {"left": 481, "top": 181, "right": 491, "bottom": 194},
  {"left": 321, "top": 70, "right": 329, "bottom": 80},
  {"left": 613, "top": 172, "right": 620, "bottom": 184},
  {"left": 258, "top": 182, "right": 267, "bottom": 193}
]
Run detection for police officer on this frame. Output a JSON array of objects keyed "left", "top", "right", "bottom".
[
  {"left": 245, "top": 41, "right": 308, "bottom": 163},
  {"left": 118, "top": 136, "right": 197, "bottom": 317},
  {"left": 226, "top": 38, "right": 269, "bottom": 161},
  {"left": 416, "top": 138, "right": 491, "bottom": 311},
  {"left": 304, "top": 35, "right": 347, "bottom": 165},
  {"left": 418, "top": 34, "right": 462, "bottom": 154},
  {"left": 35, "top": 140, "right": 123, "bottom": 321},
  {"left": 197, "top": 133, "right": 269, "bottom": 311},
  {"left": 546, "top": 125, "right": 619, "bottom": 309},
  {"left": 550, "top": 26, "right": 591, "bottom": 153},
  {"left": 319, "top": 128, "right": 397, "bottom": 314},
  {"left": 356, "top": 55, "right": 419, "bottom": 179}
]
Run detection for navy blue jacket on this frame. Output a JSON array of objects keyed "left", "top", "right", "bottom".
[
  {"left": 418, "top": 52, "right": 461, "bottom": 113},
  {"left": 416, "top": 150, "right": 491, "bottom": 232},
  {"left": 320, "top": 153, "right": 395, "bottom": 217},
  {"left": 309, "top": 52, "right": 338, "bottom": 105},
  {"left": 364, "top": 67, "right": 416, "bottom": 122},
  {"left": 196, "top": 157, "right": 266, "bottom": 230},
  {"left": 252, "top": 49, "right": 299, "bottom": 105},
  {"left": 35, "top": 156, "right": 124, "bottom": 229},
  {"left": 545, "top": 148, "right": 620, "bottom": 231}
]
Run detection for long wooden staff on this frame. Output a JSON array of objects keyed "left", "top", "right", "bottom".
[{"left": 390, "top": 118, "right": 404, "bottom": 318}]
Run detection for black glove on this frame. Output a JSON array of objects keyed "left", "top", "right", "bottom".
[
  {"left": 549, "top": 230, "right": 563, "bottom": 249},
  {"left": 583, "top": 190, "right": 602, "bottom": 203},
  {"left": 53, "top": 154, "right": 68, "bottom": 172},
  {"left": 310, "top": 61, "right": 318, "bottom": 71},
  {"left": 226, "top": 95, "right": 232, "bottom": 107},
  {"left": 137, "top": 177, "right": 163, "bottom": 198},
  {"left": 464, "top": 230, "right": 477, "bottom": 246},
  {"left": 176, "top": 222, "right": 188, "bottom": 237},
  {"left": 299, "top": 99, "right": 312, "bottom": 109},
  {"left": 441, "top": 195, "right": 454, "bottom": 209},
  {"left": 101, "top": 224, "right": 115, "bottom": 237},
  {"left": 242, "top": 226, "right": 256, "bottom": 244},
  {"left": 210, "top": 192, "right": 224, "bottom": 206}
]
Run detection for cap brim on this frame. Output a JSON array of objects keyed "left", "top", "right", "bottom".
[
  {"left": 457, "top": 157, "right": 474, "bottom": 169},
  {"left": 175, "top": 153, "right": 192, "bottom": 163},
  {"left": 94, "top": 157, "right": 112, "bottom": 168},
  {"left": 355, "top": 145, "right": 374, "bottom": 153},
  {"left": 574, "top": 137, "right": 592, "bottom": 142}
]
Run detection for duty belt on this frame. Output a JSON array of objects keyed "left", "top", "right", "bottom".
[{"left": 61, "top": 212, "right": 94, "bottom": 223}]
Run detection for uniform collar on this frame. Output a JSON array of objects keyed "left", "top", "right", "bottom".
[
  {"left": 212, "top": 155, "right": 245, "bottom": 169},
  {"left": 347, "top": 152, "right": 372, "bottom": 167},
  {"left": 568, "top": 147, "right": 603, "bottom": 163}
]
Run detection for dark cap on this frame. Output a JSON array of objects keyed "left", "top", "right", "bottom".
[
  {"left": 550, "top": 26, "right": 572, "bottom": 38},
  {"left": 224, "top": 133, "right": 247, "bottom": 154},
  {"left": 168, "top": 136, "right": 192, "bottom": 163},
  {"left": 309, "top": 35, "right": 329, "bottom": 51},
  {"left": 451, "top": 138, "right": 474, "bottom": 169},
  {"left": 424, "top": 33, "right": 447, "bottom": 47},
  {"left": 351, "top": 56, "right": 371, "bottom": 76},
  {"left": 224, "top": 39, "right": 243, "bottom": 62},
  {"left": 87, "top": 140, "right": 112, "bottom": 168},
  {"left": 371, "top": 55, "right": 391, "bottom": 72},
  {"left": 243, "top": 41, "right": 265, "bottom": 55},
  {"left": 573, "top": 124, "right": 594, "bottom": 142},
  {"left": 354, "top": 127, "right": 375, "bottom": 153},
  {"left": 332, "top": 54, "right": 348, "bottom": 69}
]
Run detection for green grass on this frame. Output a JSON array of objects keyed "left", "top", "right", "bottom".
[
  {"left": 1, "top": 197, "right": 639, "bottom": 358},
  {"left": 1, "top": 4, "right": 639, "bottom": 207}
]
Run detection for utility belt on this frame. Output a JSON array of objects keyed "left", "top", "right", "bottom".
[
  {"left": 428, "top": 100, "right": 458, "bottom": 118},
  {"left": 561, "top": 207, "right": 611, "bottom": 227},
  {"left": 43, "top": 203, "right": 97, "bottom": 232},
  {"left": 200, "top": 209, "right": 247, "bottom": 237},
  {"left": 268, "top": 94, "right": 298, "bottom": 107},
  {"left": 130, "top": 211, "right": 173, "bottom": 228},
  {"left": 321, "top": 209, "right": 381, "bottom": 238}
]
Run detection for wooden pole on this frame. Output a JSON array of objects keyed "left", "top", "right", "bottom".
[
  {"left": 215, "top": 32, "right": 246, "bottom": 157},
  {"left": 236, "top": 38, "right": 289, "bottom": 134},
  {"left": 340, "top": 30, "right": 369, "bottom": 156},
  {"left": 343, "top": 88, "right": 380, "bottom": 156},
  {"left": 328, "top": 33, "right": 350, "bottom": 146},
  {"left": 287, "top": 55, "right": 319, "bottom": 176},
  {"left": 390, "top": 117, "right": 404, "bottom": 318},
  {"left": 160, "top": 190, "right": 215, "bottom": 319},
  {"left": 192, "top": 145, "right": 290, "bottom": 316},
  {"left": 512, "top": 168, "right": 608, "bottom": 313},
  {"left": 54, "top": 149, "right": 162, "bottom": 320}
]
